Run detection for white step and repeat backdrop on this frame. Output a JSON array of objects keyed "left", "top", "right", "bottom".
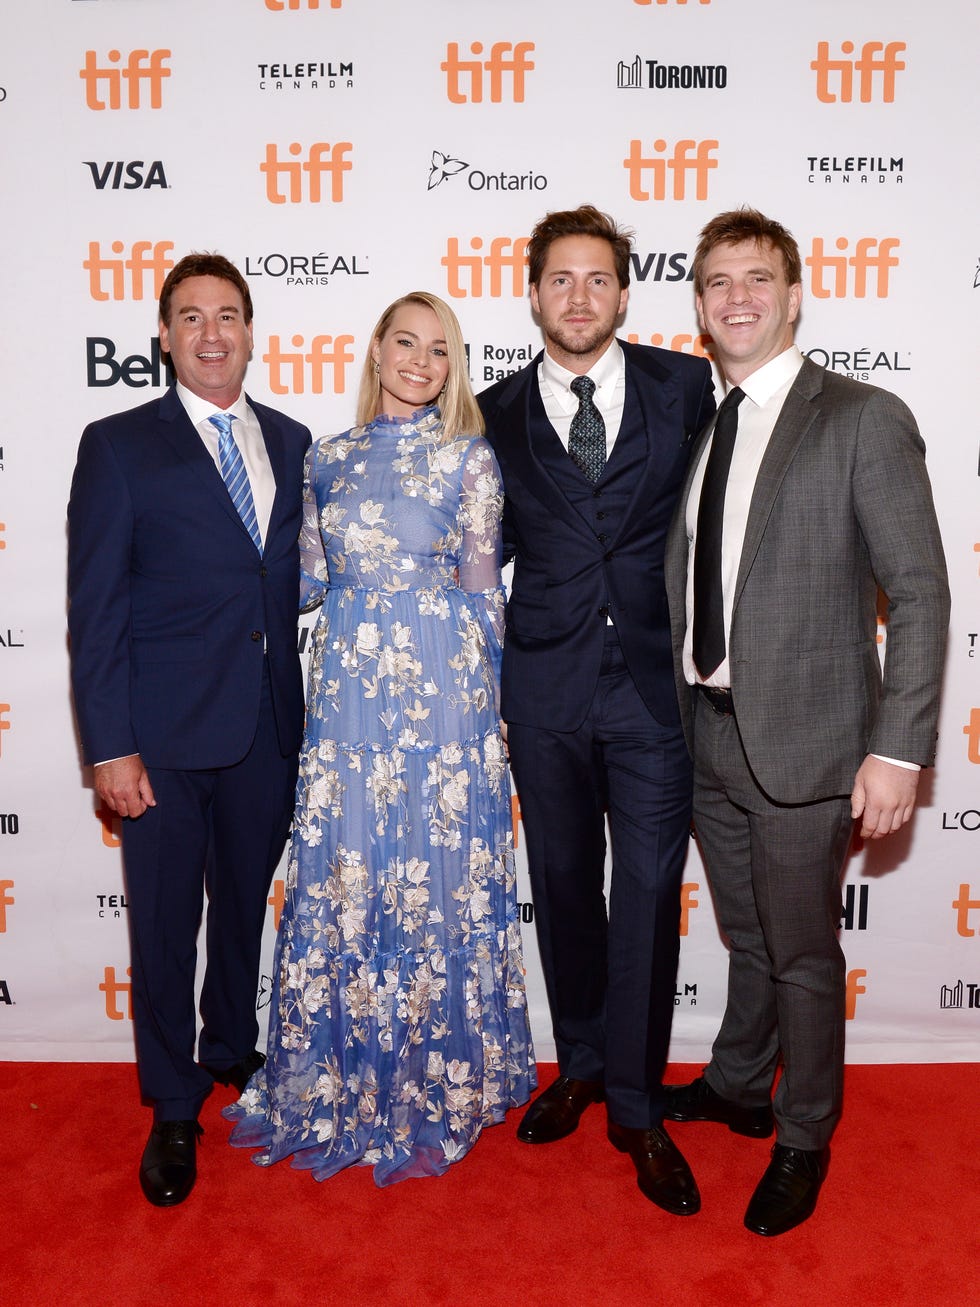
[{"left": 1, "top": 0, "right": 977, "bottom": 1065}]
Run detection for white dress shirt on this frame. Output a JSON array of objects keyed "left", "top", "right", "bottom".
[
  {"left": 176, "top": 383, "right": 277, "bottom": 547},
  {"left": 538, "top": 339, "right": 626, "bottom": 454}
]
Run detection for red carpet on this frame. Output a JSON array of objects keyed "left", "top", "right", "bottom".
[{"left": 5, "top": 1062, "right": 978, "bottom": 1307}]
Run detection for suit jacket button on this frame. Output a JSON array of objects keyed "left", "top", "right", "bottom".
[
  {"left": 597, "top": 533, "right": 608, "bottom": 544},
  {"left": 598, "top": 605, "right": 609, "bottom": 619},
  {"left": 604, "top": 551, "right": 614, "bottom": 562},
  {"left": 260, "top": 566, "right": 269, "bottom": 577},
  {"left": 250, "top": 630, "right": 263, "bottom": 642}
]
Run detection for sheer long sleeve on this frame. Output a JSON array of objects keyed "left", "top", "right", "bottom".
[
  {"left": 457, "top": 438, "right": 506, "bottom": 689},
  {"left": 299, "top": 442, "right": 329, "bottom": 612}
]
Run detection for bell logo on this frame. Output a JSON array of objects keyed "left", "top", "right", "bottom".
[
  {"left": 84, "top": 241, "right": 175, "bottom": 302},
  {"left": 441, "top": 236, "right": 529, "bottom": 298},
  {"left": 679, "top": 882, "right": 699, "bottom": 936},
  {"left": 268, "top": 878, "right": 285, "bottom": 930},
  {"left": 812, "top": 41, "right": 906, "bottom": 104},
  {"left": 100, "top": 965, "right": 133, "bottom": 1020},
  {"left": 845, "top": 968, "right": 867, "bottom": 1019},
  {"left": 95, "top": 801, "right": 122, "bottom": 849},
  {"left": 0, "top": 703, "right": 10, "bottom": 756},
  {"left": 266, "top": 0, "right": 342, "bottom": 9},
  {"left": 261, "top": 142, "right": 352, "bottom": 204},
  {"left": 805, "top": 237, "right": 900, "bottom": 299},
  {"left": 0, "top": 879, "right": 14, "bottom": 932},
  {"left": 80, "top": 49, "right": 171, "bottom": 111},
  {"left": 963, "top": 708, "right": 980, "bottom": 764},
  {"left": 442, "top": 42, "right": 535, "bottom": 104},
  {"left": 624, "top": 139, "right": 718, "bottom": 201},
  {"left": 953, "top": 884, "right": 980, "bottom": 937},
  {"left": 262, "top": 334, "right": 356, "bottom": 394}
]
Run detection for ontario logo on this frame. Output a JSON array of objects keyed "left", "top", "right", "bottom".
[{"left": 427, "top": 149, "right": 547, "bottom": 194}]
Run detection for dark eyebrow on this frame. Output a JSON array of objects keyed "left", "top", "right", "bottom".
[{"left": 178, "top": 304, "right": 242, "bottom": 315}]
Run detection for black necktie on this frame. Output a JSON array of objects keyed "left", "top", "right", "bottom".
[
  {"left": 568, "top": 375, "right": 606, "bottom": 482},
  {"left": 692, "top": 387, "right": 746, "bottom": 680}
]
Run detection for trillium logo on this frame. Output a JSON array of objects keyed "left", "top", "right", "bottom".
[{"left": 428, "top": 149, "right": 468, "bottom": 190}]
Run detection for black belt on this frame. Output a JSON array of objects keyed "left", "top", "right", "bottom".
[{"left": 696, "top": 684, "right": 735, "bottom": 716}]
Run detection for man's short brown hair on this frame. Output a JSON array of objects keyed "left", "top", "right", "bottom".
[
  {"left": 158, "top": 252, "right": 253, "bottom": 327},
  {"left": 527, "top": 205, "right": 633, "bottom": 290},
  {"left": 692, "top": 208, "right": 802, "bottom": 295}
]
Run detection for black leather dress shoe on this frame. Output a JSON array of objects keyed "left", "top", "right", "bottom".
[
  {"left": 744, "top": 1143, "right": 829, "bottom": 1236},
  {"left": 139, "top": 1119, "right": 202, "bottom": 1207},
  {"left": 608, "top": 1122, "right": 701, "bottom": 1216},
  {"left": 516, "top": 1075, "right": 604, "bottom": 1144},
  {"left": 201, "top": 1048, "right": 266, "bottom": 1093},
  {"left": 664, "top": 1074, "right": 774, "bottom": 1138}
]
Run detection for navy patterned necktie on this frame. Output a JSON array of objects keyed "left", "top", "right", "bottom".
[
  {"left": 568, "top": 375, "right": 606, "bottom": 482},
  {"left": 692, "top": 386, "right": 746, "bottom": 679},
  {"left": 209, "top": 413, "right": 263, "bottom": 554}
]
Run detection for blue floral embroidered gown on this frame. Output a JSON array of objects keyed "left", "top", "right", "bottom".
[{"left": 226, "top": 405, "right": 535, "bottom": 1185}]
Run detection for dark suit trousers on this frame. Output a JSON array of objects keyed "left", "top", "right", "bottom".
[
  {"left": 692, "top": 694, "right": 852, "bottom": 1150},
  {"left": 507, "top": 630, "right": 692, "bottom": 1129},
  {"left": 121, "top": 663, "right": 297, "bottom": 1121}
]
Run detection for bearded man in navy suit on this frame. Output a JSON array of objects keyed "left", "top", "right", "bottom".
[
  {"left": 478, "top": 206, "right": 716, "bottom": 1216},
  {"left": 68, "top": 253, "right": 311, "bottom": 1206}
]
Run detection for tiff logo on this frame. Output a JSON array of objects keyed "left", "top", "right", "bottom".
[
  {"left": 679, "top": 883, "right": 699, "bottom": 936},
  {"left": 84, "top": 241, "right": 175, "bottom": 301},
  {"left": 0, "top": 703, "right": 10, "bottom": 755},
  {"left": 100, "top": 965, "right": 133, "bottom": 1020},
  {"left": 953, "top": 884, "right": 980, "bottom": 937},
  {"left": 96, "top": 801, "right": 122, "bottom": 848},
  {"left": 442, "top": 42, "right": 535, "bottom": 103},
  {"left": 812, "top": 41, "right": 906, "bottom": 104},
  {"left": 624, "top": 139, "right": 718, "bottom": 201},
  {"left": 442, "top": 236, "right": 530, "bottom": 298},
  {"left": 263, "top": 334, "right": 356, "bottom": 394},
  {"left": 0, "top": 880, "right": 13, "bottom": 932},
  {"left": 805, "top": 237, "right": 900, "bottom": 298},
  {"left": 845, "top": 969, "right": 867, "bottom": 1020},
  {"left": 267, "top": 0, "right": 342, "bottom": 8},
  {"left": 963, "top": 708, "right": 980, "bottom": 763},
  {"left": 80, "top": 49, "right": 171, "bottom": 111},
  {"left": 626, "top": 332, "right": 713, "bottom": 358},
  {"left": 261, "top": 142, "right": 352, "bottom": 204}
]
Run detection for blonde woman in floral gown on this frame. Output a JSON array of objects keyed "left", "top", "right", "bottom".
[{"left": 226, "top": 293, "right": 535, "bottom": 1184}]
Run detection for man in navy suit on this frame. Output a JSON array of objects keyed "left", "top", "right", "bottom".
[
  {"left": 68, "top": 253, "right": 311, "bottom": 1206},
  {"left": 478, "top": 206, "right": 715, "bottom": 1215}
]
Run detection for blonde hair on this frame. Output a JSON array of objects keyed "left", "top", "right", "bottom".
[{"left": 355, "top": 292, "right": 484, "bottom": 437}]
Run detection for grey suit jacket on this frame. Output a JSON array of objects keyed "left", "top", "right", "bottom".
[{"left": 664, "top": 357, "right": 950, "bottom": 805}]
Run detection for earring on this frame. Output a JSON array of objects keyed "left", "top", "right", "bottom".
[{"left": 374, "top": 361, "right": 380, "bottom": 374}]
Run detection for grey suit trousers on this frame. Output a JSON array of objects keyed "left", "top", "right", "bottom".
[{"left": 692, "top": 694, "right": 853, "bottom": 1150}]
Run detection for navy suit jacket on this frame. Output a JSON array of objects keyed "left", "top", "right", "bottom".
[
  {"left": 68, "top": 386, "right": 311, "bottom": 770},
  {"left": 479, "top": 341, "right": 715, "bottom": 731}
]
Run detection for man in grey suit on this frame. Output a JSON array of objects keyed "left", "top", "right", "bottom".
[{"left": 663, "top": 208, "right": 949, "bottom": 1236}]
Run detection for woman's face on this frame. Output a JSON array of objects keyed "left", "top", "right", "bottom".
[{"left": 371, "top": 304, "right": 451, "bottom": 417}]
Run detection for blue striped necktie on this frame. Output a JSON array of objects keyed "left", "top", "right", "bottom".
[{"left": 209, "top": 413, "right": 262, "bottom": 554}]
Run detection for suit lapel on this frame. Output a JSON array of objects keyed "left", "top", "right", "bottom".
[
  {"left": 493, "top": 361, "right": 589, "bottom": 530},
  {"left": 251, "top": 397, "right": 288, "bottom": 544},
  {"left": 733, "top": 361, "right": 823, "bottom": 609}
]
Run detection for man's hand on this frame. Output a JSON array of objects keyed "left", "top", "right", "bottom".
[
  {"left": 850, "top": 755, "right": 919, "bottom": 840},
  {"left": 94, "top": 754, "right": 156, "bottom": 819}
]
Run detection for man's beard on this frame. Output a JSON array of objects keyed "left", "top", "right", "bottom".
[{"left": 545, "top": 316, "right": 617, "bottom": 358}]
